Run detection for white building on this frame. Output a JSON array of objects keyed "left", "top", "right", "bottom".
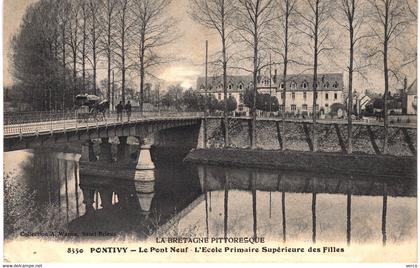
[
  {"left": 196, "top": 73, "right": 344, "bottom": 115},
  {"left": 406, "top": 79, "right": 417, "bottom": 115}
]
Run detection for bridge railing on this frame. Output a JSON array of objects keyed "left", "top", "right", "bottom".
[{"left": 4, "top": 111, "right": 204, "bottom": 136}]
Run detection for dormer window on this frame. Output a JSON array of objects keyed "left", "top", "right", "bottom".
[
  {"left": 281, "top": 83, "right": 285, "bottom": 89},
  {"left": 228, "top": 84, "right": 233, "bottom": 90},
  {"left": 333, "top": 81, "right": 339, "bottom": 88},
  {"left": 239, "top": 83, "right": 243, "bottom": 90},
  {"left": 325, "top": 82, "right": 330, "bottom": 88},
  {"left": 302, "top": 82, "right": 307, "bottom": 89},
  {"left": 290, "top": 82, "right": 297, "bottom": 89}
]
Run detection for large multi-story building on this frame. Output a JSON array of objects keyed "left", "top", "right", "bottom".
[{"left": 196, "top": 72, "right": 344, "bottom": 115}]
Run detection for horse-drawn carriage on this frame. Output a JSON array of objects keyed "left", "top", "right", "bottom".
[{"left": 75, "top": 94, "right": 109, "bottom": 122}]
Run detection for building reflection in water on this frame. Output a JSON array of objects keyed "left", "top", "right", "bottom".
[
  {"left": 195, "top": 165, "right": 416, "bottom": 245},
  {"left": 5, "top": 149, "right": 416, "bottom": 245}
]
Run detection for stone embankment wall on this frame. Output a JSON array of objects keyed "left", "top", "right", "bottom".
[{"left": 198, "top": 118, "right": 417, "bottom": 157}]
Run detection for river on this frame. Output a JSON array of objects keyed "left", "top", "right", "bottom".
[{"left": 3, "top": 148, "right": 417, "bottom": 246}]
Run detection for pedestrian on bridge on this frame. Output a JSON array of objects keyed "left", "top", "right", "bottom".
[
  {"left": 125, "top": 101, "right": 132, "bottom": 122},
  {"left": 116, "top": 101, "right": 124, "bottom": 121}
]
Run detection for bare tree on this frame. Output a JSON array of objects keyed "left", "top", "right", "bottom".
[
  {"left": 99, "top": 0, "right": 117, "bottom": 108},
  {"left": 87, "top": 0, "right": 102, "bottom": 94},
  {"left": 80, "top": 0, "right": 88, "bottom": 91},
  {"left": 133, "top": 0, "right": 177, "bottom": 113},
  {"left": 57, "top": 0, "right": 71, "bottom": 109},
  {"left": 189, "top": 0, "right": 236, "bottom": 147},
  {"left": 235, "top": 0, "right": 278, "bottom": 149},
  {"left": 367, "top": 0, "right": 411, "bottom": 153},
  {"left": 277, "top": 0, "right": 298, "bottom": 150},
  {"left": 296, "top": 0, "right": 334, "bottom": 152},
  {"left": 335, "top": 0, "right": 370, "bottom": 154},
  {"left": 67, "top": 1, "right": 82, "bottom": 105},
  {"left": 114, "top": 0, "right": 135, "bottom": 104}
]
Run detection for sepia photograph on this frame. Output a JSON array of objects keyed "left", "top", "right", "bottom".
[{"left": 2, "top": 0, "right": 418, "bottom": 264}]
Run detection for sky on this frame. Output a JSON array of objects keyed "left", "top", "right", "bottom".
[
  {"left": 2, "top": 0, "right": 219, "bottom": 89},
  {"left": 2, "top": 0, "right": 417, "bottom": 93}
]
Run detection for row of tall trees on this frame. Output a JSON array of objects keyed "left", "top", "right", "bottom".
[
  {"left": 10, "top": 0, "right": 176, "bottom": 111},
  {"left": 190, "top": 0, "right": 415, "bottom": 153}
]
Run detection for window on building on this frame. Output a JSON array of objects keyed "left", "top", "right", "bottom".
[
  {"left": 240, "top": 93, "right": 244, "bottom": 102},
  {"left": 229, "top": 93, "right": 232, "bottom": 98},
  {"left": 290, "top": 82, "right": 297, "bottom": 89},
  {"left": 325, "top": 82, "right": 330, "bottom": 88},
  {"left": 334, "top": 93, "right": 338, "bottom": 100},
  {"left": 303, "top": 92, "right": 307, "bottom": 100},
  {"left": 239, "top": 84, "right": 243, "bottom": 90},
  {"left": 281, "top": 92, "right": 285, "bottom": 99},
  {"left": 279, "top": 105, "right": 284, "bottom": 112},
  {"left": 291, "top": 105, "right": 296, "bottom": 112},
  {"left": 239, "top": 104, "right": 244, "bottom": 111},
  {"left": 302, "top": 104, "right": 308, "bottom": 111},
  {"left": 228, "top": 84, "right": 233, "bottom": 90},
  {"left": 333, "top": 81, "right": 339, "bottom": 88},
  {"left": 218, "top": 93, "right": 221, "bottom": 100},
  {"left": 325, "top": 104, "right": 329, "bottom": 107},
  {"left": 302, "top": 82, "right": 307, "bottom": 89},
  {"left": 315, "top": 92, "right": 318, "bottom": 99},
  {"left": 281, "top": 83, "right": 284, "bottom": 89},
  {"left": 325, "top": 93, "right": 329, "bottom": 100},
  {"left": 292, "top": 92, "right": 295, "bottom": 100}
]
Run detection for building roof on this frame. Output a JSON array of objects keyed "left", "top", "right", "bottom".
[
  {"left": 196, "top": 73, "right": 343, "bottom": 92},
  {"left": 196, "top": 75, "right": 254, "bottom": 93},
  {"left": 278, "top": 73, "right": 343, "bottom": 92},
  {"left": 407, "top": 79, "right": 417, "bottom": 95}
]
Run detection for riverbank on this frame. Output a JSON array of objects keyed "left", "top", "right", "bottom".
[{"left": 185, "top": 148, "right": 416, "bottom": 179}]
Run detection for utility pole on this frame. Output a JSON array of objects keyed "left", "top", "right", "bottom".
[{"left": 204, "top": 40, "right": 208, "bottom": 148}]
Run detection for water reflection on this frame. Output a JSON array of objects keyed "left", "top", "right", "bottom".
[
  {"left": 191, "top": 165, "right": 417, "bottom": 245},
  {"left": 4, "top": 151, "right": 84, "bottom": 238},
  {"left": 4, "top": 149, "right": 417, "bottom": 245}
]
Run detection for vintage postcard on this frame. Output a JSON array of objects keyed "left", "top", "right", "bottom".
[{"left": 2, "top": 0, "right": 418, "bottom": 265}]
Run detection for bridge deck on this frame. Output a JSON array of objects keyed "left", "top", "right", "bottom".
[{"left": 4, "top": 112, "right": 203, "bottom": 138}]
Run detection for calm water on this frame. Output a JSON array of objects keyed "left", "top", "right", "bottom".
[{"left": 3, "top": 149, "right": 417, "bottom": 245}]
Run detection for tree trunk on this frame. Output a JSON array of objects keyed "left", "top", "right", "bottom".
[
  {"left": 62, "top": 26, "right": 66, "bottom": 110},
  {"left": 121, "top": 15, "right": 126, "bottom": 104},
  {"left": 383, "top": 4, "right": 389, "bottom": 154},
  {"left": 251, "top": 13, "right": 258, "bottom": 149},
  {"left": 311, "top": 0, "right": 319, "bottom": 152},
  {"left": 221, "top": 4, "right": 229, "bottom": 148},
  {"left": 82, "top": 11, "right": 86, "bottom": 92},
  {"left": 347, "top": 19, "right": 354, "bottom": 154},
  {"left": 107, "top": 5, "right": 112, "bottom": 110},
  {"left": 222, "top": 35, "right": 229, "bottom": 147},
  {"left": 139, "top": 31, "right": 145, "bottom": 113},
  {"left": 282, "top": 2, "right": 290, "bottom": 151}
]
